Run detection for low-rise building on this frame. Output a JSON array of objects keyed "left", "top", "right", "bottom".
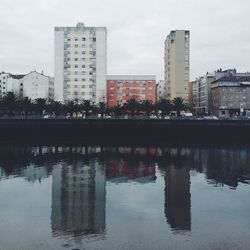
[
  {"left": 6, "top": 74, "right": 25, "bottom": 98},
  {"left": 23, "top": 71, "right": 54, "bottom": 100},
  {"left": 107, "top": 75, "right": 156, "bottom": 107},
  {"left": 211, "top": 75, "right": 250, "bottom": 116}
]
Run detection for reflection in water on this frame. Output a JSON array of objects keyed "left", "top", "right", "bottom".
[
  {"left": 51, "top": 160, "right": 106, "bottom": 238},
  {"left": 165, "top": 165, "right": 191, "bottom": 232},
  {"left": 0, "top": 145, "right": 250, "bottom": 243}
]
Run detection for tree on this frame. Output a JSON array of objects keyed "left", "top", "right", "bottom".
[
  {"left": 65, "top": 100, "right": 76, "bottom": 117},
  {"left": 81, "top": 100, "right": 92, "bottom": 117},
  {"left": 97, "top": 102, "right": 106, "bottom": 117},
  {"left": 172, "top": 97, "right": 187, "bottom": 116},
  {"left": 124, "top": 98, "right": 140, "bottom": 116},
  {"left": 18, "top": 97, "right": 33, "bottom": 116},
  {"left": 156, "top": 99, "right": 172, "bottom": 116},
  {"left": 47, "top": 101, "right": 62, "bottom": 116},
  {"left": 35, "top": 98, "right": 47, "bottom": 116},
  {"left": 141, "top": 100, "right": 153, "bottom": 116},
  {"left": 3, "top": 92, "right": 17, "bottom": 116}
]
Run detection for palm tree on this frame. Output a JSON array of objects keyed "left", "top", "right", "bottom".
[
  {"left": 18, "top": 97, "right": 33, "bottom": 116},
  {"left": 98, "top": 102, "right": 106, "bottom": 117},
  {"left": 112, "top": 103, "right": 122, "bottom": 116},
  {"left": 35, "top": 98, "right": 47, "bottom": 116},
  {"left": 81, "top": 100, "right": 92, "bottom": 117},
  {"left": 172, "top": 97, "right": 187, "bottom": 116},
  {"left": 142, "top": 100, "right": 153, "bottom": 116},
  {"left": 156, "top": 99, "right": 172, "bottom": 116},
  {"left": 124, "top": 98, "right": 139, "bottom": 116},
  {"left": 47, "top": 101, "right": 62, "bottom": 116},
  {"left": 65, "top": 100, "right": 76, "bottom": 117},
  {"left": 3, "top": 92, "right": 17, "bottom": 116}
]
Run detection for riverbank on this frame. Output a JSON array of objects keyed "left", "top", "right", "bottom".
[{"left": 0, "top": 118, "right": 249, "bottom": 143}]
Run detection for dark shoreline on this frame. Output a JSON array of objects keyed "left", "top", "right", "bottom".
[{"left": 0, "top": 118, "right": 250, "bottom": 145}]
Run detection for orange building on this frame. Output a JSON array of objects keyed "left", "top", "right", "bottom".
[{"left": 107, "top": 75, "right": 156, "bottom": 107}]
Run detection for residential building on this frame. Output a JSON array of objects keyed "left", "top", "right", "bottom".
[
  {"left": 54, "top": 22, "right": 107, "bottom": 103},
  {"left": 156, "top": 80, "right": 166, "bottom": 101},
  {"left": 164, "top": 30, "right": 190, "bottom": 100},
  {"left": 6, "top": 74, "right": 25, "bottom": 98},
  {"left": 196, "top": 72, "right": 215, "bottom": 114},
  {"left": 106, "top": 75, "right": 156, "bottom": 107},
  {"left": 188, "top": 80, "right": 198, "bottom": 114},
  {"left": 211, "top": 75, "right": 250, "bottom": 116},
  {"left": 23, "top": 71, "right": 54, "bottom": 100},
  {"left": 0, "top": 72, "right": 9, "bottom": 98}
]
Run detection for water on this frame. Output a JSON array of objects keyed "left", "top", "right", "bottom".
[{"left": 0, "top": 145, "right": 250, "bottom": 250}]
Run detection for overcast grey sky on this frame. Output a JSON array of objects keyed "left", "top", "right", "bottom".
[{"left": 0, "top": 0, "right": 249, "bottom": 80}]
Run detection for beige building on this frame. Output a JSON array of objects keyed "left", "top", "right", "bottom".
[{"left": 164, "top": 30, "right": 190, "bottom": 100}]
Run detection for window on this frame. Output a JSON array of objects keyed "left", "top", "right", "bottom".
[
  {"left": 82, "top": 65, "right": 85, "bottom": 68},
  {"left": 82, "top": 38, "right": 86, "bottom": 41},
  {"left": 75, "top": 38, "right": 78, "bottom": 41},
  {"left": 74, "top": 78, "right": 78, "bottom": 82},
  {"left": 74, "top": 44, "right": 78, "bottom": 48},
  {"left": 75, "top": 58, "right": 78, "bottom": 61},
  {"left": 75, "top": 65, "right": 78, "bottom": 68},
  {"left": 93, "top": 38, "right": 96, "bottom": 42}
]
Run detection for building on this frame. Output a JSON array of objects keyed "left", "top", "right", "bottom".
[
  {"left": 164, "top": 30, "right": 190, "bottom": 100},
  {"left": 188, "top": 81, "right": 198, "bottom": 111},
  {"left": 6, "top": 74, "right": 25, "bottom": 99},
  {"left": 156, "top": 80, "right": 166, "bottom": 101},
  {"left": 195, "top": 72, "right": 215, "bottom": 114},
  {"left": 0, "top": 72, "right": 9, "bottom": 98},
  {"left": 106, "top": 75, "right": 156, "bottom": 107},
  {"left": 211, "top": 75, "right": 250, "bottom": 116},
  {"left": 54, "top": 22, "right": 107, "bottom": 103},
  {"left": 22, "top": 71, "right": 54, "bottom": 100}
]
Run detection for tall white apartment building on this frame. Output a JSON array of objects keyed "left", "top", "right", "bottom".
[
  {"left": 164, "top": 30, "right": 190, "bottom": 100},
  {"left": 54, "top": 23, "right": 107, "bottom": 103}
]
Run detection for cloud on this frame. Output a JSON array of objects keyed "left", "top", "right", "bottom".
[{"left": 0, "top": 0, "right": 249, "bottom": 79}]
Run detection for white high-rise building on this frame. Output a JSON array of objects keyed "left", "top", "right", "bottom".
[
  {"left": 164, "top": 30, "right": 190, "bottom": 100},
  {"left": 54, "top": 23, "right": 107, "bottom": 103}
]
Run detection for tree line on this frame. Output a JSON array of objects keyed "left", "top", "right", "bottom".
[{"left": 0, "top": 92, "right": 188, "bottom": 117}]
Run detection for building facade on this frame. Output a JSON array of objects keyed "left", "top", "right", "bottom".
[
  {"left": 23, "top": 71, "right": 54, "bottom": 100},
  {"left": 211, "top": 75, "right": 250, "bottom": 116},
  {"left": 196, "top": 73, "right": 215, "bottom": 114},
  {"left": 156, "top": 80, "right": 166, "bottom": 101},
  {"left": 0, "top": 72, "right": 9, "bottom": 98},
  {"left": 164, "top": 30, "right": 190, "bottom": 100},
  {"left": 106, "top": 75, "right": 156, "bottom": 107},
  {"left": 6, "top": 74, "right": 25, "bottom": 99},
  {"left": 54, "top": 23, "right": 107, "bottom": 103}
]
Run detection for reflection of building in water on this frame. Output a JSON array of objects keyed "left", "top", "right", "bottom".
[
  {"left": 20, "top": 166, "right": 48, "bottom": 182},
  {"left": 51, "top": 160, "right": 106, "bottom": 237},
  {"left": 165, "top": 164, "right": 191, "bottom": 232},
  {"left": 106, "top": 159, "right": 156, "bottom": 183}
]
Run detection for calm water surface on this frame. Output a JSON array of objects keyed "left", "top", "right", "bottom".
[{"left": 0, "top": 145, "right": 250, "bottom": 250}]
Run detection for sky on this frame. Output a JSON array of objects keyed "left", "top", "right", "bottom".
[{"left": 0, "top": 0, "right": 250, "bottom": 80}]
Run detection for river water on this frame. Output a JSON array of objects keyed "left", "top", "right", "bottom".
[{"left": 0, "top": 145, "right": 250, "bottom": 250}]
